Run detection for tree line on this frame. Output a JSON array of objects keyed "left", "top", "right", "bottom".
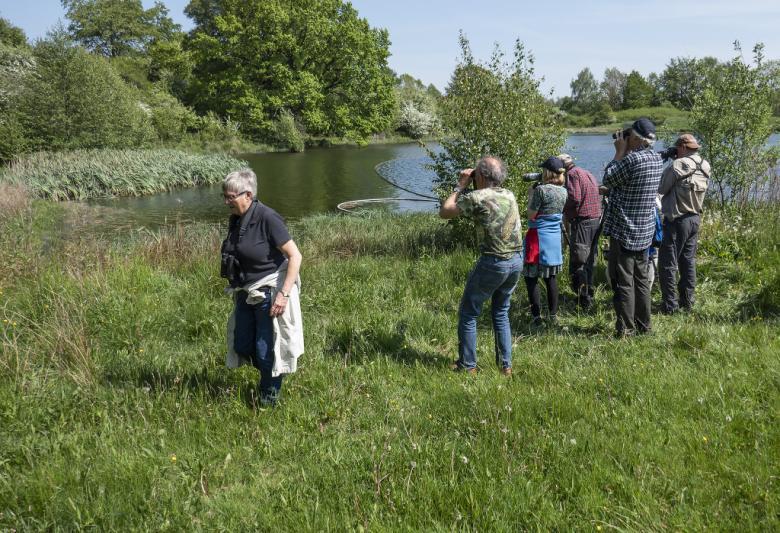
[
  {"left": 558, "top": 54, "right": 780, "bottom": 127},
  {"left": 0, "top": 0, "right": 443, "bottom": 162}
]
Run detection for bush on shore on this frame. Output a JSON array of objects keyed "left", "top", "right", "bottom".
[{"left": 0, "top": 149, "right": 247, "bottom": 200}]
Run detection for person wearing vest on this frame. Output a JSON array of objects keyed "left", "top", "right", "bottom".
[
  {"left": 439, "top": 156, "right": 523, "bottom": 376},
  {"left": 220, "top": 169, "right": 303, "bottom": 407},
  {"left": 657, "top": 134, "right": 711, "bottom": 314}
]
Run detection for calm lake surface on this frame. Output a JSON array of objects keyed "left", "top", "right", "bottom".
[{"left": 83, "top": 133, "right": 780, "bottom": 233}]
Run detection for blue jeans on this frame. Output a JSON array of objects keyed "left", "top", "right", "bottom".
[
  {"left": 233, "top": 290, "right": 283, "bottom": 401},
  {"left": 457, "top": 253, "right": 522, "bottom": 370}
]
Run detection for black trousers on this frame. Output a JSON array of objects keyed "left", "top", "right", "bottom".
[
  {"left": 659, "top": 213, "right": 700, "bottom": 313},
  {"left": 524, "top": 275, "right": 558, "bottom": 319},
  {"left": 568, "top": 217, "right": 600, "bottom": 308},
  {"left": 608, "top": 238, "right": 652, "bottom": 335}
]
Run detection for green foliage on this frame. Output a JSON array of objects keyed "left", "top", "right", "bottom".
[
  {"left": 273, "top": 109, "right": 306, "bottom": 153},
  {"left": 661, "top": 56, "right": 720, "bottom": 110},
  {"left": 600, "top": 67, "right": 626, "bottom": 110},
  {"left": 568, "top": 67, "right": 601, "bottom": 114},
  {"left": 0, "top": 16, "right": 28, "bottom": 47},
  {"left": 622, "top": 70, "right": 653, "bottom": 109},
  {"left": 62, "top": 0, "right": 181, "bottom": 57},
  {"left": 184, "top": 0, "right": 396, "bottom": 142},
  {"left": 0, "top": 44, "right": 34, "bottom": 161},
  {"left": 0, "top": 206, "right": 779, "bottom": 529},
  {"left": 432, "top": 35, "right": 565, "bottom": 201},
  {"left": 9, "top": 34, "right": 154, "bottom": 154},
  {"left": 394, "top": 73, "right": 441, "bottom": 138},
  {"left": 0, "top": 149, "right": 246, "bottom": 200},
  {"left": 145, "top": 85, "right": 198, "bottom": 143},
  {"left": 590, "top": 101, "right": 615, "bottom": 126},
  {"left": 691, "top": 43, "right": 774, "bottom": 207}
]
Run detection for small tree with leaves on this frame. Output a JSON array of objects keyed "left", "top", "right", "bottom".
[
  {"left": 431, "top": 34, "right": 564, "bottom": 205},
  {"left": 691, "top": 43, "right": 774, "bottom": 207}
]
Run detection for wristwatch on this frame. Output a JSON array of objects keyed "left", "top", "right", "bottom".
[
  {"left": 279, "top": 289, "right": 290, "bottom": 298},
  {"left": 453, "top": 185, "right": 463, "bottom": 193}
]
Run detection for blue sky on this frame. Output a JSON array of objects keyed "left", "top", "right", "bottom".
[{"left": 2, "top": 0, "right": 778, "bottom": 97}]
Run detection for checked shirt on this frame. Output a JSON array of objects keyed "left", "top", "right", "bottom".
[
  {"left": 563, "top": 166, "right": 602, "bottom": 221},
  {"left": 603, "top": 148, "right": 663, "bottom": 251}
]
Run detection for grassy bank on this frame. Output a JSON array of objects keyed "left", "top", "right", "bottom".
[
  {"left": 0, "top": 197, "right": 778, "bottom": 529},
  {"left": 0, "top": 149, "right": 247, "bottom": 200}
]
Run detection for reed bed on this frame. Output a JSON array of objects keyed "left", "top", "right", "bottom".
[{"left": 0, "top": 149, "right": 247, "bottom": 200}]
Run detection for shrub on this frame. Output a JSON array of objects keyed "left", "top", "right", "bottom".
[
  {"left": 273, "top": 109, "right": 306, "bottom": 153},
  {"left": 431, "top": 34, "right": 564, "bottom": 202},
  {"left": 0, "top": 149, "right": 247, "bottom": 200},
  {"left": 12, "top": 34, "right": 154, "bottom": 153},
  {"left": 398, "top": 101, "right": 439, "bottom": 139}
]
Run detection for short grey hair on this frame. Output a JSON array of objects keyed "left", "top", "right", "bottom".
[
  {"left": 475, "top": 156, "right": 508, "bottom": 186},
  {"left": 223, "top": 169, "right": 257, "bottom": 197},
  {"left": 630, "top": 128, "right": 656, "bottom": 148},
  {"left": 558, "top": 153, "right": 574, "bottom": 169}
]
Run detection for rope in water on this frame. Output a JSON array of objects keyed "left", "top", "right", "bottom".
[{"left": 337, "top": 157, "right": 440, "bottom": 214}]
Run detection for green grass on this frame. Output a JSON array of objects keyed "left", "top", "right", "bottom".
[
  {"left": 564, "top": 105, "right": 693, "bottom": 134},
  {"left": 0, "top": 149, "right": 247, "bottom": 200},
  {"left": 0, "top": 199, "right": 778, "bottom": 530}
]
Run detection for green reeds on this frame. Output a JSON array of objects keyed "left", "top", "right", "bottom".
[{"left": 0, "top": 149, "right": 247, "bottom": 200}]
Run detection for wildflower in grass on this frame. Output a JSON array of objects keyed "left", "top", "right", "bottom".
[
  {"left": 410, "top": 461, "right": 417, "bottom": 468},
  {"left": 569, "top": 438, "right": 577, "bottom": 445},
  {"left": 460, "top": 455, "right": 469, "bottom": 464},
  {"left": 170, "top": 454, "right": 177, "bottom": 462},
  {"left": 725, "top": 415, "right": 732, "bottom": 422},
  {"left": 702, "top": 436, "right": 708, "bottom": 443}
]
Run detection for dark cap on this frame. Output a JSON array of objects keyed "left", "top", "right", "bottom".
[
  {"left": 631, "top": 118, "right": 656, "bottom": 140},
  {"left": 540, "top": 156, "right": 565, "bottom": 173}
]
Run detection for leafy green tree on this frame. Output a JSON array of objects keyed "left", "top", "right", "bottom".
[
  {"left": 691, "top": 43, "right": 774, "bottom": 207},
  {"left": 431, "top": 34, "right": 564, "bottom": 203},
  {"left": 569, "top": 67, "right": 601, "bottom": 113},
  {"left": 184, "top": 0, "right": 396, "bottom": 143},
  {"left": 646, "top": 72, "right": 664, "bottom": 106},
  {"left": 622, "top": 71, "right": 653, "bottom": 109},
  {"left": 12, "top": 31, "right": 154, "bottom": 152},
  {"left": 0, "top": 16, "right": 28, "bottom": 47},
  {"left": 600, "top": 67, "right": 626, "bottom": 110},
  {"left": 591, "top": 101, "right": 615, "bottom": 126},
  {"left": 760, "top": 59, "right": 780, "bottom": 116},
  {"left": 660, "top": 56, "right": 719, "bottom": 110},
  {"left": 62, "top": 0, "right": 180, "bottom": 57}
]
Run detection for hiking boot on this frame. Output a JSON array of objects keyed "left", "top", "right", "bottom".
[
  {"left": 499, "top": 367, "right": 512, "bottom": 377},
  {"left": 451, "top": 362, "right": 477, "bottom": 375}
]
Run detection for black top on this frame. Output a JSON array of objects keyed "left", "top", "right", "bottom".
[{"left": 223, "top": 201, "right": 291, "bottom": 284}]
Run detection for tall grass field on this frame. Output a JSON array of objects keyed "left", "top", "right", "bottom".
[
  {"left": 0, "top": 149, "right": 247, "bottom": 200},
  {"left": 0, "top": 193, "right": 778, "bottom": 530}
]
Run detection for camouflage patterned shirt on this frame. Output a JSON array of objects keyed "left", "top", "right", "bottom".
[{"left": 456, "top": 187, "right": 523, "bottom": 258}]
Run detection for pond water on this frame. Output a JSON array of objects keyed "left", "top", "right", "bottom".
[{"left": 82, "top": 133, "right": 780, "bottom": 233}]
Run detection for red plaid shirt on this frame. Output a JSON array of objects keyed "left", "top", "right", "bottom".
[{"left": 563, "top": 166, "right": 601, "bottom": 221}]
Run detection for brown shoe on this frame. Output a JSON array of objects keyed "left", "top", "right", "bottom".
[
  {"left": 451, "top": 362, "right": 477, "bottom": 374},
  {"left": 499, "top": 367, "right": 512, "bottom": 377}
]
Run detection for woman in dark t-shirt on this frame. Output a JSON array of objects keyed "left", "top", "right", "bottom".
[{"left": 220, "top": 169, "right": 302, "bottom": 407}]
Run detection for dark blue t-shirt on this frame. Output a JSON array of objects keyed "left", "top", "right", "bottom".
[{"left": 225, "top": 201, "right": 291, "bottom": 284}]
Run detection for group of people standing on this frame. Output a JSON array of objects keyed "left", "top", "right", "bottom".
[
  {"left": 216, "top": 117, "right": 711, "bottom": 405},
  {"left": 441, "top": 118, "right": 710, "bottom": 374}
]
